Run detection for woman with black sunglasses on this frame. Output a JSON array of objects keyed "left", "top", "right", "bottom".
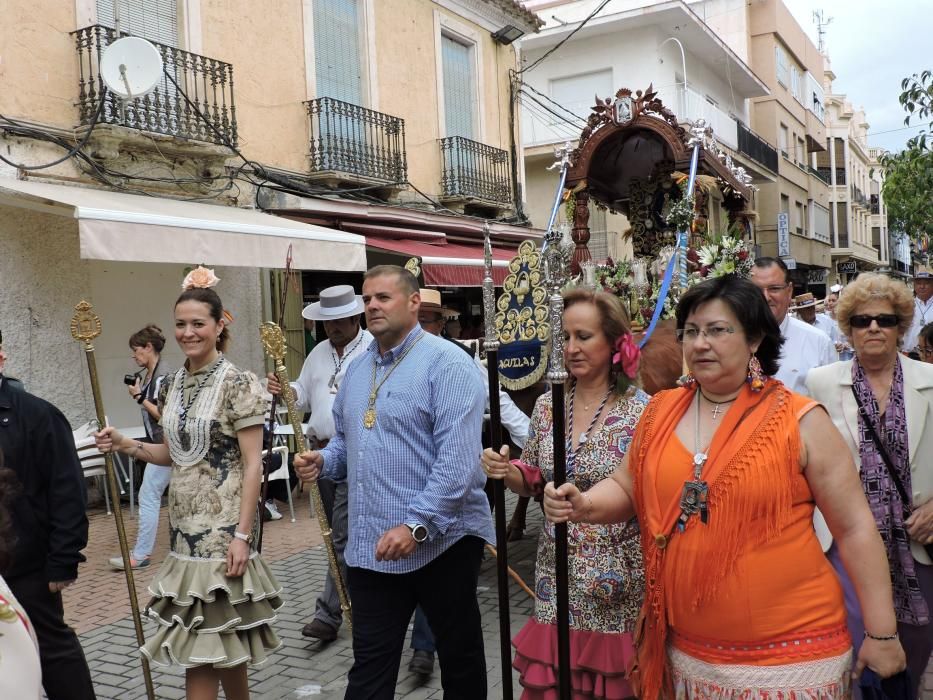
[{"left": 808, "top": 272, "right": 933, "bottom": 699}]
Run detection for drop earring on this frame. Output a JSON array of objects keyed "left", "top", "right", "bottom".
[{"left": 746, "top": 355, "right": 765, "bottom": 392}]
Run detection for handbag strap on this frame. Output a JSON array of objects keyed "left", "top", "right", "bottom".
[{"left": 850, "top": 384, "right": 912, "bottom": 516}]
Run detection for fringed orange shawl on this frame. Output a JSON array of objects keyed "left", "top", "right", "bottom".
[{"left": 629, "top": 380, "right": 806, "bottom": 699}]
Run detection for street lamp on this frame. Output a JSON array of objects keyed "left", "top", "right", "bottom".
[{"left": 491, "top": 24, "right": 524, "bottom": 45}]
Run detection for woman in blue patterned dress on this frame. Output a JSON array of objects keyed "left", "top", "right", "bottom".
[
  {"left": 483, "top": 288, "right": 648, "bottom": 700},
  {"left": 96, "top": 267, "right": 282, "bottom": 700}
]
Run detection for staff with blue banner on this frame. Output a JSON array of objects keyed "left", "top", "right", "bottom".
[{"left": 639, "top": 122, "right": 705, "bottom": 349}]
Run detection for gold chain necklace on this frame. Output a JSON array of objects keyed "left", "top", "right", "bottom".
[{"left": 362, "top": 332, "right": 426, "bottom": 429}]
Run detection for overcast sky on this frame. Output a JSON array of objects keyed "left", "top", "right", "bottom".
[{"left": 782, "top": 0, "right": 930, "bottom": 154}]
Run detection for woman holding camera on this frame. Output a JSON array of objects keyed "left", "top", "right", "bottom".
[{"left": 109, "top": 325, "right": 170, "bottom": 571}]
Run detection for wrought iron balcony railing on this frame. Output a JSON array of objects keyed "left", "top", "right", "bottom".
[
  {"left": 809, "top": 165, "right": 830, "bottom": 185},
  {"left": 73, "top": 25, "right": 237, "bottom": 146},
  {"left": 439, "top": 136, "right": 510, "bottom": 204},
  {"left": 305, "top": 97, "right": 407, "bottom": 184},
  {"left": 735, "top": 120, "right": 778, "bottom": 174}
]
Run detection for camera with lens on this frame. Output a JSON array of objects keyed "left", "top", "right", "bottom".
[{"left": 123, "top": 373, "right": 139, "bottom": 386}]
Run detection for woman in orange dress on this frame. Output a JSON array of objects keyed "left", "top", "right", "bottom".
[{"left": 544, "top": 275, "right": 906, "bottom": 698}]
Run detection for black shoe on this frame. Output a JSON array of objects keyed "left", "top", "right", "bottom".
[
  {"left": 301, "top": 619, "right": 338, "bottom": 642},
  {"left": 408, "top": 649, "right": 435, "bottom": 676}
]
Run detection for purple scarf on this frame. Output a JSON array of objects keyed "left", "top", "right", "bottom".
[{"left": 852, "top": 357, "right": 929, "bottom": 625}]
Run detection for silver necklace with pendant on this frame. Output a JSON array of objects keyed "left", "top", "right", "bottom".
[
  {"left": 328, "top": 332, "right": 364, "bottom": 394},
  {"left": 701, "top": 392, "right": 736, "bottom": 420},
  {"left": 677, "top": 391, "right": 711, "bottom": 531},
  {"left": 566, "top": 382, "right": 612, "bottom": 477}
]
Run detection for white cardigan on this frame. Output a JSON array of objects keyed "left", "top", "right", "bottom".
[{"left": 806, "top": 356, "right": 933, "bottom": 563}]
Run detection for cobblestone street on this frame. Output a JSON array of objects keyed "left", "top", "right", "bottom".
[
  {"left": 64, "top": 490, "right": 539, "bottom": 699},
  {"left": 61, "top": 487, "right": 933, "bottom": 698}
]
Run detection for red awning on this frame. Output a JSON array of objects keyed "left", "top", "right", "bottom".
[{"left": 366, "top": 237, "right": 516, "bottom": 286}]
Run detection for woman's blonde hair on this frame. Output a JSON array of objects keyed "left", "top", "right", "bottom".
[{"left": 836, "top": 273, "right": 914, "bottom": 340}]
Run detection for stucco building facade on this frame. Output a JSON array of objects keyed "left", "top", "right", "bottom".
[{"left": 0, "top": 0, "right": 541, "bottom": 427}]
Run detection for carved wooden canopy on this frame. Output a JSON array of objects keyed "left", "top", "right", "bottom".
[{"left": 565, "top": 86, "right": 751, "bottom": 209}]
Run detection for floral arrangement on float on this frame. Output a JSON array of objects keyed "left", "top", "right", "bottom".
[
  {"left": 589, "top": 218, "right": 754, "bottom": 328},
  {"left": 691, "top": 225, "right": 754, "bottom": 280}
]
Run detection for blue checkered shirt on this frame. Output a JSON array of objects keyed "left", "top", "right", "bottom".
[{"left": 320, "top": 324, "right": 493, "bottom": 573}]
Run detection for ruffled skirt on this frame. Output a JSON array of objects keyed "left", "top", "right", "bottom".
[
  {"left": 140, "top": 552, "right": 284, "bottom": 668},
  {"left": 513, "top": 617, "right": 637, "bottom": 699}
]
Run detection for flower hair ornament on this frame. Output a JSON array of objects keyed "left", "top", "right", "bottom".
[
  {"left": 612, "top": 333, "right": 641, "bottom": 394},
  {"left": 181, "top": 265, "right": 220, "bottom": 291}
]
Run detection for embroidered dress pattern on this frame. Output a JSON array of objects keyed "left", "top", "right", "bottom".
[
  {"left": 670, "top": 647, "right": 852, "bottom": 699},
  {"left": 144, "top": 364, "right": 284, "bottom": 668}
]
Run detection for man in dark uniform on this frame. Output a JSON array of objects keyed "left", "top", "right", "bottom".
[{"left": 0, "top": 331, "right": 95, "bottom": 700}]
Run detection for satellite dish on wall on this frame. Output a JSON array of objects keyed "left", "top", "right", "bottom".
[{"left": 100, "top": 36, "right": 163, "bottom": 100}]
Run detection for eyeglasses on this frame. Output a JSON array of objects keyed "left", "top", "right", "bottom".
[
  {"left": 848, "top": 314, "right": 899, "bottom": 329},
  {"left": 676, "top": 325, "right": 736, "bottom": 343},
  {"left": 918, "top": 346, "right": 933, "bottom": 358}
]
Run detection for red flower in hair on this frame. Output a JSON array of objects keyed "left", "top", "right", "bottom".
[{"left": 612, "top": 333, "right": 641, "bottom": 381}]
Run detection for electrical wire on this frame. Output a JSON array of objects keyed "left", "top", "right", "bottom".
[
  {"left": 518, "top": 90, "right": 587, "bottom": 132},
  {"left": 517, "top": 94, "right": 583, "bottom": 140},
  {"left": 517, "top": 81, "right": 588, "bottom": 127},
  {"left": 517, "top": 0, "right": 613, "bottom": 75},
  {"left": 0, "top": 89, "right": 107, "bottom": 170}
]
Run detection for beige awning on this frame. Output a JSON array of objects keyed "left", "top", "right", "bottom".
[{"left": 0, "top": 178, "right": 366, "bottom": 270}]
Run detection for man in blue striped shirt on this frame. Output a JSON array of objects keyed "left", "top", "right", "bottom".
[{"left": 295, "top": 265, "right": 493, "bottom": 699}]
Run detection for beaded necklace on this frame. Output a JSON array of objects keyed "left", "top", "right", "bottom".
[
  {"left": 328, "top": 331, "right": 366, "bottom": 394},
  {"left": 565, "top": 381, "right": 612, "bottom": 477},
  {"left": 163, "top": 355, "right": 232, "bottom": 466}
]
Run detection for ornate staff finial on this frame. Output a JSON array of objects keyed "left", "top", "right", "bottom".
[
  {"left": 687, "top": 119, "right": 708, "bottom": 148},
  {"left": 547, "top": 141, "right": 574, "bottom": 172},
  {"left": 70, "top": 300, "right": 102, "bottom": 346},
  {"left": 482, "top": 223, "right": 499, "bottom": 352},
  {"left": 405, "top": 256, "right": 422, "bottom": 278}
]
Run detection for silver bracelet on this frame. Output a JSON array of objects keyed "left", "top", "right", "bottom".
[{"left": 863, "top": 629, "right": 898, "bottom": 641}]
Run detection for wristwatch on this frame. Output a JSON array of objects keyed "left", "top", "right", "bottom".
[
  {"left": 406, "top": 523, "right": 428, "bottom": 544},
  {"left": 233, "top": 530, "right": 253, "bottom": 545}
]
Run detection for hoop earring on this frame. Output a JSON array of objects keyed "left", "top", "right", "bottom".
[{"left": 747, "top": 355, "right": 765, "bottom": 392}]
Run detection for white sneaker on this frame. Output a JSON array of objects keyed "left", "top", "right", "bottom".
[{"left": 264, "top": 500, "right": 283, "bottom": 521}]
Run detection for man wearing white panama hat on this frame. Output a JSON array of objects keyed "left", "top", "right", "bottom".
[{"left": 267, "top": 284, "right": 372, "bottom": 641}]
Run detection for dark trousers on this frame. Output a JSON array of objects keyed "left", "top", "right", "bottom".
[
  {"left": 345, "top": 536, "right": 486, "bottom": 700},
  {"left": 8, "top": 571, "right": 96, "bottom": 700}
]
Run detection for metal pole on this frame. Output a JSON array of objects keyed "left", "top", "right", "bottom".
[
  {"left": 483, "top": 223, "right": 513, "bottom": 700},
  {"left": 542, "top": 144, "right": 574, "bottom": 700},
  {"left": 260, "top": 322, "right": 352, "bottom": 631},
  {"left": 70, "top": 301, "right": 156, "bottom": 700}
]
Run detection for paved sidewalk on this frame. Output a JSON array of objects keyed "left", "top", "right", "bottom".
[
  {"left": 60, "top": 487, "right": 933, "bottom": 699},
  {"left": 66, "top": 490, "right": 540, "bottom": 699}
]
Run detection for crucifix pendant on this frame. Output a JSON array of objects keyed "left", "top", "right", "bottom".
[
  {"left": 363, "top": 408, "right": 376, "bottom": 429},
  {"left": 711, "top": 403, "right": 723, "bottom": 420},
  {"left": 327, "top": 374, "right": 336, "bottom": 388}
]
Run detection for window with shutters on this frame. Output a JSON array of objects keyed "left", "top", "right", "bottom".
[
  {"left": 96, "top": 0, "right": 179, "bottom": 46},
  {"left": 550, "top": 70, "right": 612, "bottom": 122},
  {"left": 313, "top": 0, "right": 364, "bottom": 106},
  {"left": 441, "top": 33, "right": 476, "bottom": 140}
]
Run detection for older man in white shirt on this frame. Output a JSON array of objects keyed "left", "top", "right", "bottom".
[
  {"left": 904, "top": 268, "right": 933, "bottom": 356},
  {"left": 267, "top": 285, "right": 372, "bottom": 642},
  {"left": 751, "top": 258, "right": 837, "bottom": 395}
]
